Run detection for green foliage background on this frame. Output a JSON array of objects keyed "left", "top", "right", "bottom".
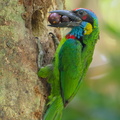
[{"left": 62, "top": 0, "right": 120, "bottom": 120}]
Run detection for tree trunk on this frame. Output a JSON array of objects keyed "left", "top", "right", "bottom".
[{"left": 0, "top": 0, "right": 65, "bottom": 120}]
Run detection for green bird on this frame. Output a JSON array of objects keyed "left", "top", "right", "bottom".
[{"left": 38, "top": 8, "right": 99, "bottom": 120}]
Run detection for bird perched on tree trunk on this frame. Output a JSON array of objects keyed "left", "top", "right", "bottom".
[{"left": 38, "top": 8, "right": 99, "bottom": 120}]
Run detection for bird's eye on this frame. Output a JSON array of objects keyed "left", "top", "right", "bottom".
[{"left": 78, "top": 10, "right": 84, "bottom": 15}]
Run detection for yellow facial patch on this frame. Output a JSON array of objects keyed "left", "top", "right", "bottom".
[{"left": 84, "top": 23, "right": 93, "bottom": 35}]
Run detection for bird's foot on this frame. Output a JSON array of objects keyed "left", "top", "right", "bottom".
[
  {"left": 36, "top": 36, "right": 53, "bottom": 78},
  {"left": 49, "top": 32, "right": 59, "bottom": 50},
  {"left": 36, "top": 37, "right": 44, "bottom": 69}
]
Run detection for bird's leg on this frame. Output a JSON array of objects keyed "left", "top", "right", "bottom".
[
  {"left": 36, "top": 37, "right": 44, "bottom": 69},
  {"left": 36, "top": 37, "right": 53, "bottom": 78},
  {"left": 36, "top": 32, "right": 59, "bottom": 69},
  {"left": 49, "top": 32, "right": 59, "bottom": 50}
]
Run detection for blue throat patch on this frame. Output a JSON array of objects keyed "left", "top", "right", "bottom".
[{"left": 68, "top": 21, "right": 88, "bottom": 39}]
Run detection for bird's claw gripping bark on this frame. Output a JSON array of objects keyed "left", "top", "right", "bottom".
[
  {"left": 36, "top": 37, "right": 44, "bottom": 69},
  {"left": 49, "top": 32, "right": 59, "bottom": 50},
  {"left": 36, "top": 33, "right": 59, "bottom": 69}
]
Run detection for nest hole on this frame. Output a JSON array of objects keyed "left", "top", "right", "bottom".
[{"left": 31, "top": 10, "right": 43, "bottom": 36}]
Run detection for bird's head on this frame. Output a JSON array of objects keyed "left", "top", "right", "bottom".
[{"left": 48, "top": 8, "right": 98, "bottom": 29}]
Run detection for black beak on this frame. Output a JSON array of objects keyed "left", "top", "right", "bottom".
[{"left": 48, "top": 10, "right": 82, "bottom": 27}]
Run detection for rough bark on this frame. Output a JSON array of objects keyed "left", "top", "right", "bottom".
[{"left": 0, "top": 0, "right": 65, "bottom": 120}]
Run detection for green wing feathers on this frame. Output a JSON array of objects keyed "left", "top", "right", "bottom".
[{"left": 59, "top": 39, "right": 83, "bottom": 103}]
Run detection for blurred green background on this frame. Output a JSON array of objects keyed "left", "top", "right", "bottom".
[{"left": 62, "top": 0, "right": 120, "bottom": 120}]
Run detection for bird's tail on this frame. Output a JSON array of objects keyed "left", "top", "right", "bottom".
[{"left": 43, "top": 96, "right": 64, "bottom": 120}]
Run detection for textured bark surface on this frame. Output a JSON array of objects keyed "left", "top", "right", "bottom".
[{"left": 0, "top": 0, "right": 65, "bottom": 120}]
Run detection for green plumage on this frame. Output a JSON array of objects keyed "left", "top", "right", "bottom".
[
  {"left": 59, "top": 39, "right": 82, "bottom": 103},
  {"left": 38, "top": 8, "right": 99, "bottom": 120}
]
